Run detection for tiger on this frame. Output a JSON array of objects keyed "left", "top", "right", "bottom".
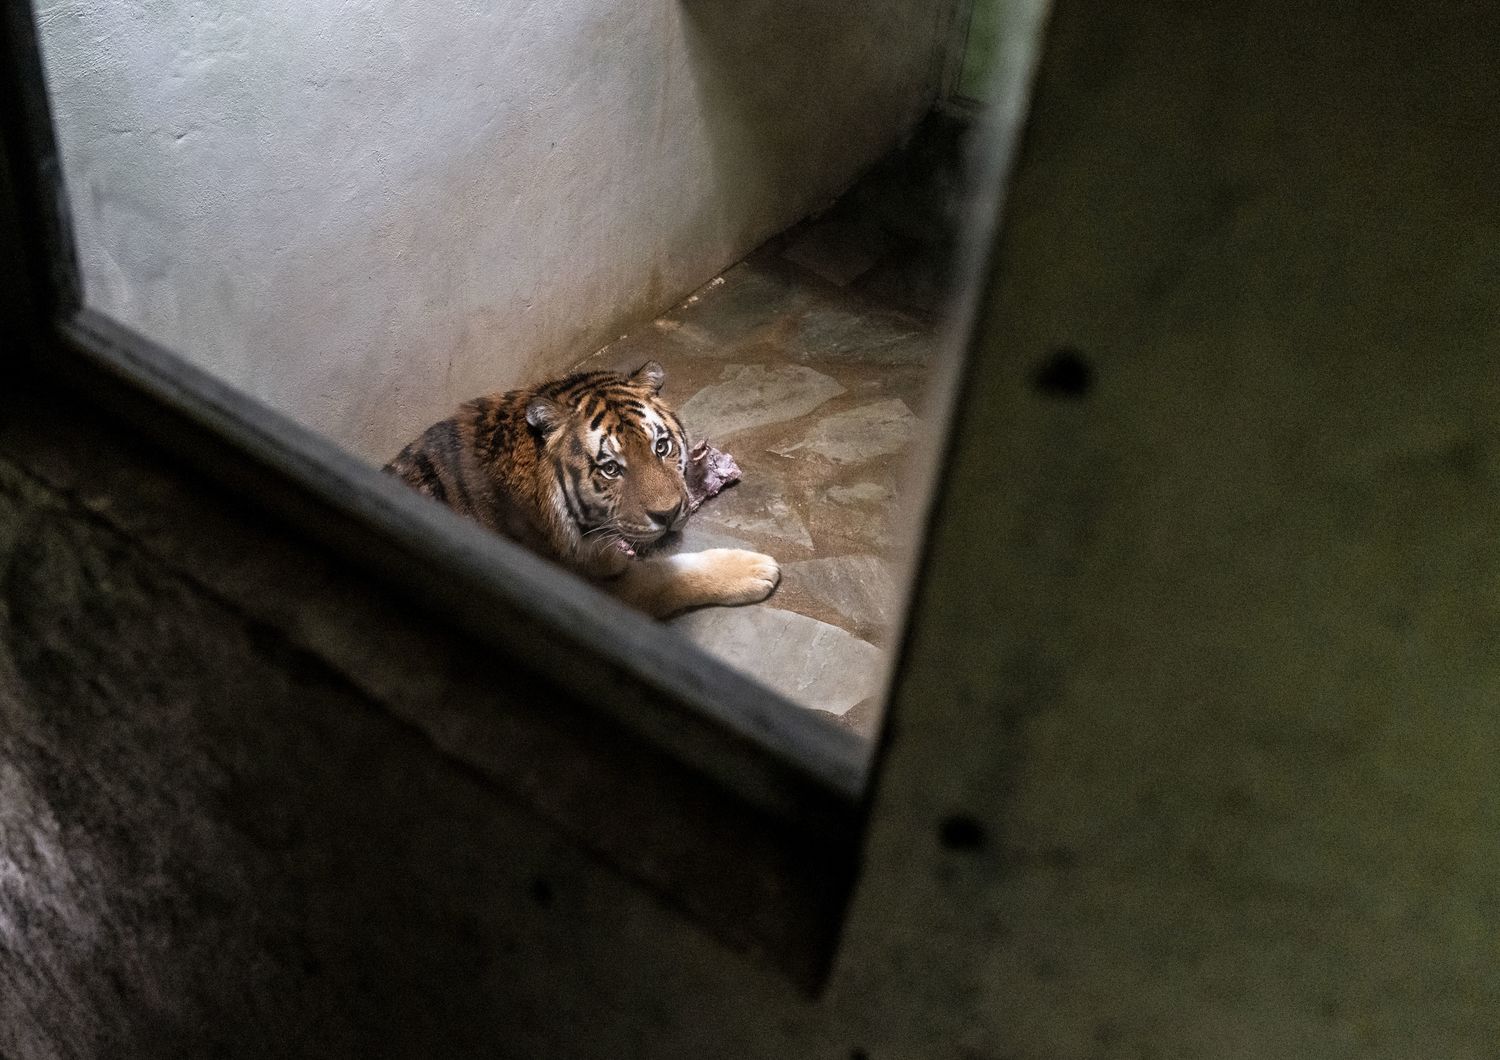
[{"left": 383, "top": 360, "right": 779, "bottom": 618}]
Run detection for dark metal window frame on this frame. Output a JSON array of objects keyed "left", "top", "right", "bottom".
[{"left": 0, "top": 0, "right": 1029, "bottom": 989}]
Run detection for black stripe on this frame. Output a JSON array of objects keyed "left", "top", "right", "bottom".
[
  {"left": 479, "top": 408, "right": 508, "bottom": 461},
  {"left": 554, "top": 463, "right": 584, "bottom": 525},
  {"left": 550, "top": 372, "right": 614, "bottom": 403},
  {"left": 436, "top": 421, "right": 474, "bottom": 512},
  {"left": 411, "top": 452, "right": 450, "bottom": 506},
  {"left": 568, "top": 462, "right": 607, "bottom": 525}
]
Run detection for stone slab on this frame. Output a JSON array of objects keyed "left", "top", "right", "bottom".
[
  {"left": 677, "top": 364, "right": 845, "bottom": 440},
  {"left": 771, "top": 399, "right": 917, "bottom": 465},
  {"left": 783, "top": 554, "right": 900, "bottom": 632},
  {"left": 671, "top": 266, "right": 814, "bottom": 346},
  {"left": 671, "top": 606, "right": 885, "bottom": 716},
  {"left": 695, "top": 477, "right": 814, "bottom": 549},
  {"left": 792, "top": 304, "right": 933, "bottom": 364},
  {"left": 825, "top": 481, "right": 896, "bottom": 505}
]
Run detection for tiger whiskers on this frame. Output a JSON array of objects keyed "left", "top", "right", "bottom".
[{"left": 581, "top": 523, "right": 637, "bottom": 558}]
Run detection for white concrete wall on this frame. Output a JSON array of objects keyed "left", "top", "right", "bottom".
[{"left": 35, "top": 0, "right": 957, "bottom": 460}]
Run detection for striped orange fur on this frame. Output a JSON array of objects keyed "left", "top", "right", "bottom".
[{"left": 384, "top": 361, "right": 779, "bottom": 618}]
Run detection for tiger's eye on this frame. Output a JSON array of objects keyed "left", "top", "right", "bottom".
[
  {"left": 655, "top": 437, "right": 671, "bottom": 457},
  {"left": 599, "top": 460, "right": 621, "bottom": 478}
]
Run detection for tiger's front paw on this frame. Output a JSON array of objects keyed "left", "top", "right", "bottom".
[{"left": 698, "top": 548, "right": 780, "bottom": 606}]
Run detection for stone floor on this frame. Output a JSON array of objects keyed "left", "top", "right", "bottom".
[{"left": 574, "top": 115, "right": 972, "bottom": 739}]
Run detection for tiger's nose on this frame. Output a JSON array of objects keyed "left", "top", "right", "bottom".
[{"left": 647, "top": 501, "right": 683, "bottom": 529}]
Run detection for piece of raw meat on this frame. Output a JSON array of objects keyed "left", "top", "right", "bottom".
[{"left": 684, "top": 440, "right": 742, "bottom": 512}]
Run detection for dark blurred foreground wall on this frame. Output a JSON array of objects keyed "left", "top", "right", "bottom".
[{"left": 4, "top": 0, "right": 1499, "bottom": 1056}]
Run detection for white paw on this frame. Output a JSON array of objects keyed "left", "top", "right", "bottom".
[{"left": 680, "top": 548, "right": 780, "bottom": 606}]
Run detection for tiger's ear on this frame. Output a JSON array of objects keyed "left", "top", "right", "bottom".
[
  {"left": 525, "top": 396, "right": 564, "bottom": 437},
  {"left": 631, "top": 360, "right": 666, "bottom": 394}
]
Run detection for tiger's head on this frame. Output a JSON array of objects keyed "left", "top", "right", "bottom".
[{"left": 525, "top": 361, "right": 691, "bottom": 552}]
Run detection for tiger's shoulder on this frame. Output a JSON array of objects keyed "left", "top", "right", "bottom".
[{"left": 382, "top": 389, "right": 530, "bottom": 523}]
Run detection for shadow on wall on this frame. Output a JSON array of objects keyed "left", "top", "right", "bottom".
[{"left": 678, "top": 0, "right": 949, "bottom": 255}]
